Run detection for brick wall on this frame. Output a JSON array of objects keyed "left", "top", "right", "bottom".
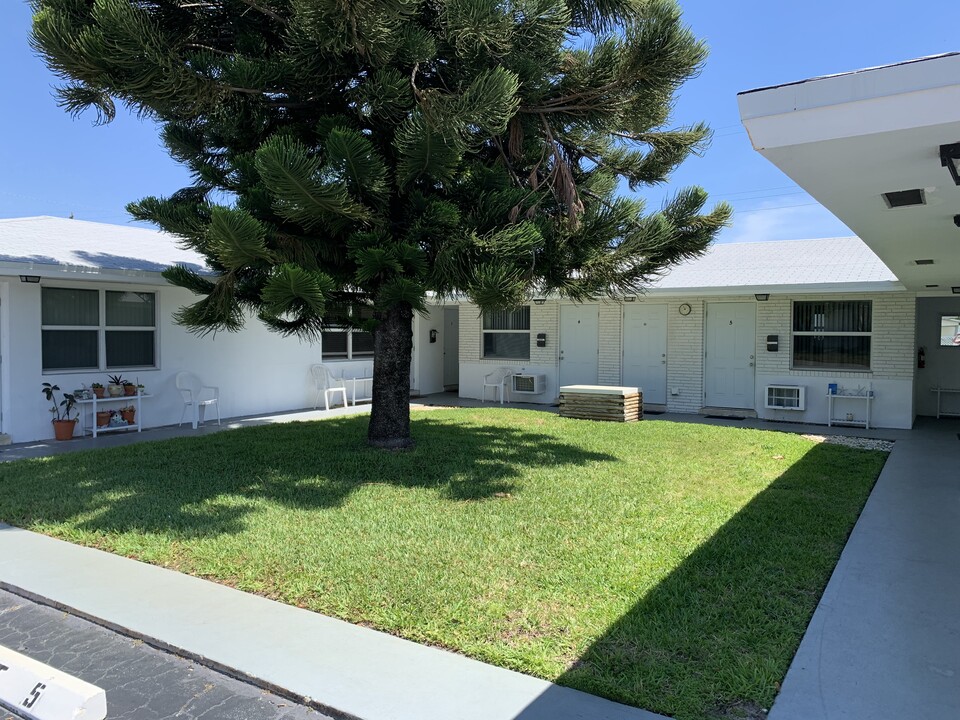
[{"left": 597, "top": 302, "right": 622, "bottom": 385}]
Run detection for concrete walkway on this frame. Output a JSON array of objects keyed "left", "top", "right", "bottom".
[{"left": 769, "top": 416, "right": 960, "bottom": 720}]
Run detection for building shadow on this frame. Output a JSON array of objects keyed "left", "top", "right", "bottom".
[{"left": 542, "top": 442, "right": 886, "bottom": 719}]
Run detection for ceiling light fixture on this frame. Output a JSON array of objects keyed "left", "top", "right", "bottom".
[
  {"left": 953, "top": 287, "right": 960, "bottom": 295},
  {"left": 915, "top": 259, "right": 935, "bottom": 265},
  {"left": 19, "top": 275, "right": 40, "bottom": 283},
  {"left": 939, "top": 143, "right": 960, "bottom": 185},
  {"left": 532, "top": 297, "right": 546, "bottom": 305},
  {"left": 754, "top": 293, "right": 769, "bottom": 301},
  {"left": 623, "top": 295, "right": 637, "bottom": 302}
]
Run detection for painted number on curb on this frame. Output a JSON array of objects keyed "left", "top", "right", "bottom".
[{"left": 24, "top": 682, "right": 47, "bottom": 709}]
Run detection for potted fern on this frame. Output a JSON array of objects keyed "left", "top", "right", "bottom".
[{"left": 42, "top": 383, "right": 78, "bottom": 441}]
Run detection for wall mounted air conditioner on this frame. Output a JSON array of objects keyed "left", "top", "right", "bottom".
[
  {"left": 512, "top": 374, "right": 546, "bottom": 395},
  {"left": 765, "top": 385, "right": 805, "bottom": 410}
]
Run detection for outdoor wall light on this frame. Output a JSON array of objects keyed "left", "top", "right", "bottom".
[
  {"left": 623, "top": 295, "right": 637, "bottom": 302},
  {"left": 953, "top": 287, "right": 960, "bottom": 295},
  {"left": 953, "top": 214, "right": 960, "bottom": 228},
  {"left": 755, "top": 293, "right": 769, "bottom": 301},
  {"left": 429, "top": 329, "right": 438, "bottom": 343},
  {"left": 19, "top": 275, "right": 40, "bottom": 283},
  {"left": 939, "top": 143, "right": 960, "bottom": 185},
  {"left": 532, "top": 297, "right": 546, "bottom": 305}
]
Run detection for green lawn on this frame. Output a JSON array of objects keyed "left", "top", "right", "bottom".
[{"left": 0, "top": 409, "right": 886, "bottom": 719}]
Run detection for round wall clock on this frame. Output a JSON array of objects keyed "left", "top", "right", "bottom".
[{"left": 678, "top": 303, "right": 692, "bottom": 316}]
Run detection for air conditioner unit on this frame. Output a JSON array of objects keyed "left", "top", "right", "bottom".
[
  {"left": 512, "top": 374, "right": 546, "bottom": 395},
  {"left": 765, "top": 385, "right": 805, "bottom": 411}
]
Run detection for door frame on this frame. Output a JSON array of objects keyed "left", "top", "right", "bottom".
[
  {"left": 621, "top": 302, "right": 668, "bottom": 405},
  {"left": 559, "top": 303, "right": 600, "bottom": 388},
  {"left": 704, "top": 301, "right": 757, "bottom": 409}
]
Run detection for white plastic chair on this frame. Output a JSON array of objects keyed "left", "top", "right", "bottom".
[
  {"left": 176, "top": 372, "right": 221, "bottom": 429},
  {"left": 311, "top": 364, "right": 348, "bottom": 410},
  {"left": 482, "top": 367, "right": 515, "bottom": 405}
]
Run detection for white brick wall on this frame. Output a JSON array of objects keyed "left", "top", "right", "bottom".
[
  {"left": 445, "top": 291, "right": 918, "bottom": 428},
  {"left": 597, "top": 302, "right": 622, "bottom": 385}
]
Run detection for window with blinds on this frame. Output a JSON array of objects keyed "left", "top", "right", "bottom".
[
  {"left": 482, "top": 307, "right": 530, "bottom": 359},
  {"left": 41, "top": 287, "right": 157, "bottom": 371},
  {"left": 321, "top": 306, "right": 375, "bottom": 360},
  {"left": 792, "top": 300, "right": 871, "bottom": 371}
]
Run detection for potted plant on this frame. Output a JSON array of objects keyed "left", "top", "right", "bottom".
[
  {"left": 137, "top": 383, "right": 146, "bottom": 396},
  {"left": 91, "top": 382, "right": 105, "bottom": 399},
  {"left": 119, "top": 405, "right": 136, "bottom": 425},
  {"left": 96, "top": 409, "right": 112, "bottom": 427},
  {"left": 122, "top": 380, "right": 137, "bottom": 397},
  {"left": 42, "top": 383, "right": 78, "bottom": 441},
  {"left": 107, "top": 374, "right": 125, "bottom": 397}
]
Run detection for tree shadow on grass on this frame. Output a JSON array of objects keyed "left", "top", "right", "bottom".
[
  {"left": 0, "top": 414, "right": 614, "bottom": 538},
  {"left": 535, "top": 442, "right": 888, "bottom": 720}
]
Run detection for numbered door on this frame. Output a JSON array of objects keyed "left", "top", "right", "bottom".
[
  {"left": 705, "top": 302, "right": 756, "bottom": 408},
  {"left": 443, "top": 307, "right": 459, "bottom": 389},
  {"left": 622, "top": 304, "right": 667, "bottom": 404},
  {"left": 559, "top": 305, "right": 599, "bottom": 387}
]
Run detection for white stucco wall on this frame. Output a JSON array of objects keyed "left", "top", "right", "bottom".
[
  {"left": 449, "top": 292, "right": 917, "bottom": 428},
  {"left": 3, "top": 276, "right": 335, "bottom": 443}
]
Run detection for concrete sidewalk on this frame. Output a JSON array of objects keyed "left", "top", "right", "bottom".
[
  {"left": 0, "top": 525, "right": 664, "bottom": 720},
  {"left": 769, "top": 417, "right": 960, "bottom": 720}
]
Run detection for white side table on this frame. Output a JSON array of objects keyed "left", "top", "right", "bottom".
[
  {"left": 931, "top": 387, "right": 960, "bottom": 419},
  {"left": 342, "top": 376, "right": 372, "bottom": 405},
  {"left": 77, "top": 394, "right": 152, "bottom": 438},
  {"left": 827, "top": 391, "right": 874, "bottom": 429}
]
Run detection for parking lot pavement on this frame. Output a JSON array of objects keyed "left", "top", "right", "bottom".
[{"left": 0, "top": 589, "right": 331, "bottom": 720}]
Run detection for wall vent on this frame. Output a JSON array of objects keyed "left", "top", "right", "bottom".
[
  {"left": 882, "top": 189, "right": 925, "bottom": 208},
  {"left": 765, "top": 385, "right": 805, "bottom": 411}
]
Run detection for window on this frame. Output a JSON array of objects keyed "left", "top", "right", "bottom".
[
  {"left": 42, "top": 288, "right": 157, "bottom": 371},
  {"left": 482, "top": 307, "right": 530, "bottom": 360},
  {"left": 322, "top": 307, "right": 375, "bottom": 360},
  {"left": 792, "top": 300, "right": 871, "bottom": 371}
]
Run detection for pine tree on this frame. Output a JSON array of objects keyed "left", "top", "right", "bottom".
[{"left": 32, "top": 0, "right": 731, "bottom": 448}]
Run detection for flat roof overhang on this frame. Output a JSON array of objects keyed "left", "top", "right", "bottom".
[{"left": 737, "top": 52, "right": 960, "bottom": 292}]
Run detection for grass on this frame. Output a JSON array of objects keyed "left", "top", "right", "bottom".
[{"left": 0, "top": 409, "right": 887, "bottom": 719}]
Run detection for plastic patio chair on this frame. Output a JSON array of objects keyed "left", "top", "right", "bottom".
[
  {"left": 176, "top": 371, "right": 221, "bottom": 429},
  {"left": 311, "top": 364, "right": 348, "bottom": 410},
  {"left": 482, "top": 367, "right": 515, "bottom": 405}
]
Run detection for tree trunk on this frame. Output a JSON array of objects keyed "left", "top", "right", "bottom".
[{"left": 367, "top": 301, "right": 414, "bottom": 449}]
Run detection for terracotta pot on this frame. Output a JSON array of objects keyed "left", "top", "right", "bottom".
[
  {"left": 96, "top": 410, "right": 112, "bottom": 427},
  {"left": 52, "top": 419, "right": 76, "bottom": 441},
  {"left": 93, "top": 387, "right": 105, "bottom": 399},
  {"left": 123, "top": 385, "right": 137, "bottom": 396},
  {"left": 107, "top": 384, "right": 123, "bottom": 397},
  {"left": 120, "top": 408, "right": 136, "bottom": 425}
]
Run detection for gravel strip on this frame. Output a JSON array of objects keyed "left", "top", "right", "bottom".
[{"left": 800, "top": 434, "right": 894, "bottom": 452}]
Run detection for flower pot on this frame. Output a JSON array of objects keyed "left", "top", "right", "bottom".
[
  {"left": 120, "top": 408, "right": 136, "bottom": 425},
  {"left": 107, "top": 384, "right": 123, "bottom": 397},
  {"left": 52, "top": 419, "right": 76, "bottom": 441},
  {"left": 123, "top": 385, "right": 136, "bottom": 396},
  {"left": 96, "top": 410, "right": 112, "bottom": 427},
  {"left": 93, "top": 387, "right": 105, "bottom": 399}
]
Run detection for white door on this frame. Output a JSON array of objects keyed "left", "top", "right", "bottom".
[
  {"left": 560, "top": 305, "right": 599, "bottom": 387},
  {"left": 623, "top": 304, "right": 667, "bottom": 404},
  {"left": 443, "top": 307, "right": 459, "bottom": 389},
  {"left": 705, "top": 302, "right": 756, "bottom": 408}
]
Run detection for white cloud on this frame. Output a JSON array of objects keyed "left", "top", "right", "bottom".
[{"left": 717, "top": 202, "right": 853, "bottom": 244}]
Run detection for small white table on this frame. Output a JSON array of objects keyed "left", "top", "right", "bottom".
[
  {"left": 342, "top": 376, "right": 372, "bottom": 405},
  {"left": 827, "top": 391, "right": 874, "bottom": 429},
  {"left": 77, "top": 393, "right": 152, "bottom": 438},
  {"left": 931, "top": 387, "right": 960, "bottom": 419}
]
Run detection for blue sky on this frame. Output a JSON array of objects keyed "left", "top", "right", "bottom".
[{"left": 0, "top": 1, "right": 955, "bottom": 242}]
